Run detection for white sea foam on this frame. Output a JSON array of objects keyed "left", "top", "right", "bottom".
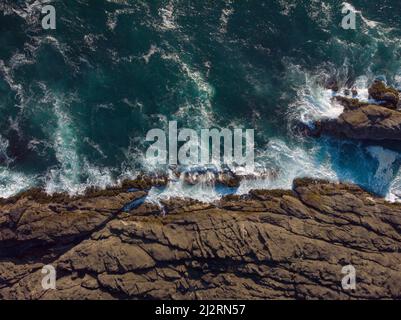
[
  {"left": 144, "top": 137, "right": 340, "bottom": 203},
  {"left": 219, "top": 3, "right": 234, "bottom": 34},
  {"left": 0, "top": 130, "right": 34, "bottom": 198},
  {"left": 161, "top": 52, "right": 215, "bottom": 127},
  {"left": 39, "top": 92, "right": 115, "bottom": 196},
  {"left": 1, "top": 0, "right": 400, "bottom": 206},
  {"left": 388, "top": 169, "right": 401, "bottom": 203},
  {"left": 289, "top": 70, "right": 344, "bottom": 124},
  {"left": 142, "top": 44, "right": 159, "bottom": 64},
  {"left": 45, "top": 161, "right": 114, "bottom": 196},
  {"left": 146, "top": 171, "right": 223, "bottom": 205},
  {"left": 278, "top": 0, "right": 297, "bottom": 16},
  {"left": 0, "top": 59, "right": 25, "bottom": 106},
  {"left": 236, "top": 139, "right": 338, "bottom": 195},
  {"left": 5, "top": 0, "right": 44, "bottom": 26},
  {"left": 367, "top": 146, "right": 400, "bottom": 198},
  {"left": 0, "top": 168, "right": 34, "bottom": 199},
  {"left": 43, "top": 95, "right": 81, "bottom": 195},
  {"left": 159, "top": 2, "right": 177, "bottom": 30},
  {"left": 307, "top": 0, "right": 333, "bottom": 30},
  {"left": 352, "top": 75, "right": 370, "bottom": 101},
  {"left": 287, "top": 63, "right": 401, "bottom": 202},
  {"left": 106, "top": 7, "right": 139, "bottom": 31},
  {"left": 0, "top": 135, "right": 11, "bottom": 165}
]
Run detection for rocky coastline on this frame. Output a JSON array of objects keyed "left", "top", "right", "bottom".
[
  {"left": 1, "top": 175, "right": 401, "bottom": 300},
  {"left": 314, "top": 80, "right": 401, "bottom": 141},
  {"left": 1, "top": 80, "right": 401, "bottom": 300}
]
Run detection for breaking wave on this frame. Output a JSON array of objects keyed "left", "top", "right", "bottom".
[{"left": 1, "top": 0, "right": 401, "bottom": 203}]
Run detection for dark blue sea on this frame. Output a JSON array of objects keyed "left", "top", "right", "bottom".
[{"left": 1, "top": 0, "right": 401, "bottom": 202}]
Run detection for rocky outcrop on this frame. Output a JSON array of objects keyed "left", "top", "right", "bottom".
[
  {"left": 318, "top": 81, "right": 401, "bottom": 141},
  {"left": 1, "top": 178, "right": 400, "bottom": 300},
  {"left": 368, "top": 80, "right": 400, "bottom": 109},
  {"left": 319, "top": 103, "right": 401, "bottom": 141}
]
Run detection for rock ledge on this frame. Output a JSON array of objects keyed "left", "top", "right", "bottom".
[{"left": 1, "top": 178, "right": 400, "bottom": 300}]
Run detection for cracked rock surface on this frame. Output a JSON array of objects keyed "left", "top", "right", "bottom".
[
  {"left": 0, "top": 178, "right": 400, "bottom": 300},
  {"left": 320, "top": 104, "right": 401, "bottom": 141},
  {"left": 318, "top": 81, "right": 401, "bottom": 141}
]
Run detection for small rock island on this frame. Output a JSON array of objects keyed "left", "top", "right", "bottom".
[{"left": 316, "top": 80, "right": 401, "bottom": 141}]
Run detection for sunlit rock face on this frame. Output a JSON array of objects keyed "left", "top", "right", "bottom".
[{"left": 1, "top": 178, "right": 400, "bottom": 300}]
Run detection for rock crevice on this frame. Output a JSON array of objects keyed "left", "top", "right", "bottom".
[{"left": 1, "top": 178, "right": 400, "bottom": 300}]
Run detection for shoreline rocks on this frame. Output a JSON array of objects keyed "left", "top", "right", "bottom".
[
  {"left": 1, "top": 78, "right": 401, "bottom": 299},
  {"left": 0, "top": 177, "right": 400, "bottom": 300},
  {"left": 320, "top": 103, "right": 401, "bottom": 141},
  {"left": 368, "top": 80, "right": 400, "bottom": 109},
  {"left": 317, "top": 81, "right": 401, "bottom": 141}
]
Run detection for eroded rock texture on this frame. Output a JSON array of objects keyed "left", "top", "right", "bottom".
[
  {"left": 0, "top": 179, "right": 401, "bottom": 300},
  {"left": 317, "top": 81, "right": 401, "bottom": 141},
  {"left": 320, "top": 104, "right": 401, "bottom": 141}
]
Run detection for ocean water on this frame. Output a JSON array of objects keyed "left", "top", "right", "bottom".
[{"left": 1, "top": 0, "right": 401, "bottom": 201}]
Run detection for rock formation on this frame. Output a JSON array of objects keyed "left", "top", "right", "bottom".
[
  {"left": 318, "top": 81, "right": 401, "bottom": 141},
  {"left": 319, "top": 103, "right": 401, "bottom": 141},
  {"left": 368, "top": 80, "right": 400, "bottom": 109},
  {"left": 1, "top": 178, "right": 400, "bottom": 300}
]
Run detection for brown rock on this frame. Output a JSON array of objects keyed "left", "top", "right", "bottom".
[
  {"left": 368, "top": 80, "right": 400, "bottom": 109},
  {"left": 333, "top": 96, "right": 369, "bottom": 111},
  {"left": 1, "top": 178, "right": 401, "bottom": 300},
  {"left": 320, "top": 104, "right": 401, "bottom": 141},
  {"left": 182, "top": 170, "right": 241, "bottom": 188}
]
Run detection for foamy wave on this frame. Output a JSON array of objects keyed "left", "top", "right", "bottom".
[
  {"left": 45, "top": 161, "right": 114, "bottom": 195},
  {"left": 277, "top": 0, "right": 297, "bottom": 16},
  {"left": 0, "top": 59, "right": 25, "bottom": 105},
  {"left": 143, "top": 137, "right": 339, "bottom": 203},
  {"left": 2, "top": 0, "right": 45, "bottom": 26},
  {"left": 236, "top": 139, "right": 338, "bottom": 194},
  {"left": 142, "top": 44, "right": 159, "bottom": 64},
  {"left": 159, "top": 2, "right": 177, "bottom": 30},
  {"left": 367, "top": 146, "right": 400, "bottom": 198},
  {"left": 106, "top": 6, "right": 140, "bottom": 31},
  {"left": 219, "top": 2, "right": 234, "bottom": 34},
  {"left": 161, "top": 52, "right": 215, "bottom": 127},
  {"left": 387, "top": 169, "right": 401, "bottom": 203},
  {"left": 0, "top": 135, "right": 12, "bottom": 165},
  {"left": 0, "top": 168, "right": 34, "bottom": 198},
  {"left": 146, "top": 173, "right": 223, "bottom": 205},
  {"left": 288, "top": 68, "right": 344, "bottom": 124},
  {"left": 40, "top": 92, "right": 115, "bottom": 196}
]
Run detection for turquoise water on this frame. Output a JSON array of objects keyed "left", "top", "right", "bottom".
[{"left": 1, "top": 0, "right": 401, "bottom": 201}]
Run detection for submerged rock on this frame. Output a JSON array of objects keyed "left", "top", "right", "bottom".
[
  {"left": 325, "top": 78, "right": 339, "bottom": 92},
  {"left": 182, "top": 169, "right": 241, "bottom": 188},
  {"left": 0, "top": 178, "right": 400, "bottom": 299},
  {"left": 333, "top": 96, "right": 368, "bottom": 111}
]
